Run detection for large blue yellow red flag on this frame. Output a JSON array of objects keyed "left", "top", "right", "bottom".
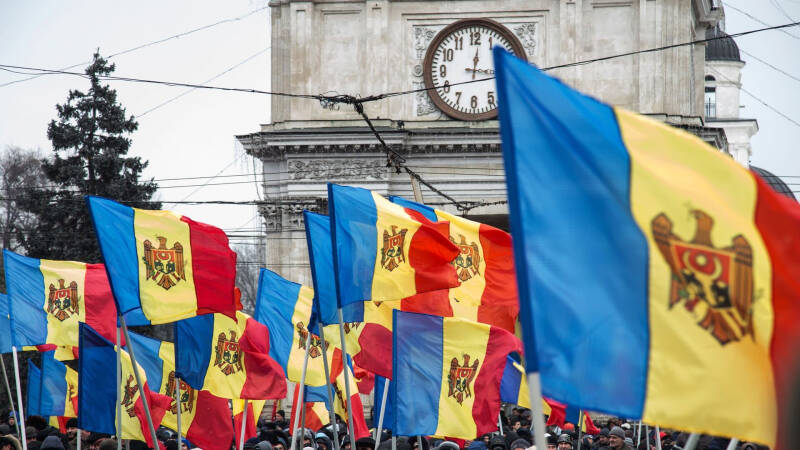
[
  {"left": 0, "top": 294, "right": 11, "bottom": 354},
  {"left": 40, "top": 350, "right": 78, "bottom": 419},
  {"left": 128, "top": 331, "right": 234, "bottom": 450},
  {"left": 85, "top": 196, "right": 239, "bottom": 325},
  {"left": 304, "top": 211, "right": 452, "bottom": 378},
  {"left": 327, "top": 183, "right": 459, "bottom": 306},
  {"left": 494, "top": 47, "right": 800, "bottom": 448},
  {"left": 27, "top": 359, "right": 42, "bottom": 417},
  {"left": 389, "top": 197, "right": 518, "bottom": 332},
  {"left": 254, "top": 268, "right": 331, "bottom": 386},
  {"left": 391, "top": 310, "right": 522, "bottom": 438},
  {"left": 175, "top": 311, "right": 286, "bottom": 400},
  {"left": 3, "top": 250, "right": 118, "bottom": 347},
  {"left": 78, "top": 323, "right": 172, "bottom": 447}
]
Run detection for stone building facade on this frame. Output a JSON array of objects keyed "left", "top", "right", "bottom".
[{"left": 237, "top": 0, "right": 734, "bottom": 411}]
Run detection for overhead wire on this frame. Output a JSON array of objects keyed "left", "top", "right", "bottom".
[
  {"left": 724, "top": 3, "right": 800, "bottom": 41},
  {"left": 0, "top": 4, "right": 270, "bottom": 88},
  {"left": 707, "top": 66, "right": 800, "bottom": 128}
]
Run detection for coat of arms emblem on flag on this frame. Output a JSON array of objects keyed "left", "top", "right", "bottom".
[
  {"left": 652, "top": 210, "right": 755, "bottom": 345},
  {"left": 295, "top": 322, "right": 325, "bottom": 358},
  {"left": 447, "top": 354, "right": 478, "bottom": 405},
  {"left": 450, "top": 234, "right": 482, "bottom": 282},
  {"left": 142, "top": 236, "right": 186, "bottom": 290},
  {"left": 214, "top": 331, "right": 244, "bottom": 375},
  {"left": 381, "top": 226, "right": 408, "bottom": 271},
  {"left": 121, "top": 374, "right": 139, "bottom": 417},
  {"left": 167, "top": 370, "right": 195, "bottom": 414},
  {"left": 47, "top": 279, "right": 79, "bottom": 321}
]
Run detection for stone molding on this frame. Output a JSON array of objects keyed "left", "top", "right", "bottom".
[{"left": 259, "top": 197, "right": 328, "bottom": 232}]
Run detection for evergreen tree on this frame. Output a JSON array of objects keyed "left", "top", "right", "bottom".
[{"left": 20, "top": 52, "right": 159, "bottom": 262}]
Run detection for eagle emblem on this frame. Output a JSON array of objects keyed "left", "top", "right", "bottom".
[
  {"left": 450, "top": 234, "right": 482, "bottom": 282},
  {"left": 214, "top": 330, "right": 244, "bottom": 375},
  {"left": 142, "top": 236, "right": 185, "bottom": 290},
  {"left": 121, "top": 374, "right": 139, "bottom": 418},
  {"left": 447, "top": 354, "right": 479, "bottom": 405},
  {"left": 296, "top": 322, "right": 326, "bottom": 358},
  {"left": 652, "top": 210, "right": 755, "bottom": 345},
  {"left": 166, "top": 371, "right": 195, "bottom": 414},
  {"left": 343, "top": 322, "right": 362, "bottom": 334},
  {"left": 47, "top": 279, "right": 79, "bottom": 321},
  {"left": 381, "top": 225, "right": 408, "bottom": 271}
]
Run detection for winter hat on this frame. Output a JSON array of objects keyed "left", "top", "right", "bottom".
[
  {"left": 99, "top": 439, "right": 117, "bottom": 450},
  {"left": 437, "top": 442, "right": 460, "bottom": 450},
  {"left": 257, "top": 441, "right": 273, "bottom": 450},
  {"left": 624, "top": 438, "right": 634, "bottom": 447},
  {"left": 41, "top": 436, "right": 65, "bottom": 450},
  {"left": 0, "top": 425, "right": 10, "bottom": 436},
  {"left": 246, "top": 437, "right": 262, "bottom": 450},
  {"left": 599, "top": 428, "right": 609, "bottom": 437},
  {"left": 488, "top": 435, "right": 507, "bottom": 450},
  {"left": 609, "top": 427, "right": 625, "bottom": 439},
  {"left": 25, "top": 426, "right": 37, "bottom": 437},
  {"left": 509, "top": 439, "right": 529, "bottom": 450}
]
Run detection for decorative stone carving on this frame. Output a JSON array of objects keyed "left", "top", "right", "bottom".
[
  {"left": 413, "top": 26, "right": 437, "bottom": 59},
  {"left": 289, "top": 159, "right": 387, "bottom": 180},
  {"left": 513, "top": 23, "right": 537, "bottom": 58},
  {"left": 412, "top": 25, "right": 443, "bottom": 117},
  {"left": 414, "top": 82, "right": 437, "bottom": 116},
  {"left": 258, "top": 197, "right": 328, "bottom": 232}
]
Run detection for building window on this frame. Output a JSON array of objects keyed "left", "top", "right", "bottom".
[{"left": 705, "top": 75, "right": 716, "bottom": 118}]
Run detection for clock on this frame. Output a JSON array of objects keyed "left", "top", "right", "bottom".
[{"left": 423, "top": 18, "right": 527, "bottom": 121}]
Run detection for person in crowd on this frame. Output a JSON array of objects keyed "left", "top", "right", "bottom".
[
  {"left": 275, "top": 411, "right": 288, "bottom": 430},
  {"left": 97, "top": 439, "right": 116, "bottom": 450},
  {"left": 315, "top": 433, "right": 333, "bottom": 450},
  {"left": 508, "top": 438, "right": 528, "bottom": 450},
  {"left": 25, "top": 427, "right": 37, "bottom": 444},
  {"left": 488, "top": 435, "right": 507, "bottom": 450},
  {"left": 436, "top": 441, "right": 460, "bottom": 450},
  {"left": 410, "top": 436, "right": 429, "bottom": 450},
  {"left": 256, "top": 441, "right": 273, "bottom": 450},
  {"left": 556, "top": 434, "right": 572, "bottom": 450},
  {"left": 0, "top": 427, "right": 10, "bottom": 438},
  {"left": 246, "top": 437, "right": 262, "bottom": 450},
  {"left": 355, "top": 437, "right": 375, "bottom": 450},
  {"left": 466, "top": 438, "right": 487, "bottom": 450},
  {"left": 592, "top": 429, "right": 609, "bottom": 450},
  {"left": 604, "top": 427, "right": 632, "bottom": 450},
  {"left": 273, "top": 436, "right": 288, "bottom": 450},
  {"left": 544, "top": 434, "right": 557, "bottom": 450},
  {"left": 41, "top": 436, "right": 65, "bottom": 450},
  {"left": 0, "top": 435, "right": 20, "bottom": 450},
  {"left": 510, "top": 420, "right": 522, "bottom": 433},
  {"left": 7, "top": 414, "right": 16, "bottom": 433}
]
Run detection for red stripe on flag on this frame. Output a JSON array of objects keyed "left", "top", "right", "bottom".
[
  {"left": 240, "top": 318, "right": 287, "bottom": 399},
  {"left": 181, "top": 216, "right": 238, "bottom": 318},
  {"left": 291, "top": 385, "right": 327, "bottom": 432},
  {"left": 545, "top": 399, "right": 566, "bottom": 427},
  {"left": 186, "top": 391, "right": 234, "bottom": 450},
  {"left": 353, "top": 323, "right": 393, "bottom": 379},
  {"left": 133, "top": 383, "right": 172, "bottom": 448},
  {"left": 477, "top": 224, "right": 518, "bottom": 309},
  {"left": 476, "top": 304, "right": 517, "bottom": 334},
  {"left": 404, "top": 209, "right": 459, "bottom": 294},
  {"left": 471, "top": 326, "right": 524, "bottom": 437},
  {"left": 753, "top": 175, "right": 800, "bottom": 450},
  {"left": 84, "top": 263, "right": 122, "bottom": 344},
  {"left": 234, "top": 402, "right": 259, "bottom": 449}
]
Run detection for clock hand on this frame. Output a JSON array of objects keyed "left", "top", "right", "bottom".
[
  {"left": 472, "top": 46, "right": 480, "bottom": 80},
  {"left": 465, "top": 68, "right": 495, "bottom": 75}
]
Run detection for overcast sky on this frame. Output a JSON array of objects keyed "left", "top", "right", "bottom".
[{"left": 1, "top": 0, "right": 798, "bottom": 242}]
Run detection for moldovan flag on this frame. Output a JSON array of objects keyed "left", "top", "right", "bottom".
[
  {"left": 290, "top": 385, "right": 330, "bottom": 432},
  {"left": 391, "top": 311, "right": 522, "bottom": 438},
  {"left": 27, "top": 359, "right": 42, "bottom": 416},
  {"left": 175, "top": 311, "right": 286, "bottom": 400},
  {"left": 3, "top": 250, "right": 118, "bottom": 347},
  {"left": 327, "top": 183, "right": 459, "bottom": 306},
  {"left": 390, "top": 197, "right": 518, "bottom": 332},
  {"left": 494, "top": 47, "right": 800, "bottom": 448},
  {"left": 86, "top": 196, "right": 238, "bottom": 325},
  {"left": 565, "top": 406, "right": 600, "bottom": 435},
  {"left": 304, "top": 211, "right": 451, "bottom": 379},
  {"left": 40, "top": 350, "right": 78, "bottom": 418},
  {"left": 498, "top": 358, "right": 567, "bottom": 428},
  {"left": 233, "top": 399, "right": 265, "bottom": 449},
  {"left": 0, "top": 294, "right": 11, "bottom": 354},
  {"left": 78, "top": 323, "right": 171, "bottom": 447},
  {"left": 254, "top": 268, "right": 329, "bottom": 386},
  {"left": 128, "top": 332, "right": 234, "bottom": 450}
]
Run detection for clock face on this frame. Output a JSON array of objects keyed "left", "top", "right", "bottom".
[{"left": 423, "top": 19, "right": 527, "bottom": 121}]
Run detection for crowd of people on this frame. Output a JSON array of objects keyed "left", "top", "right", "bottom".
[{"left": 0, "top": 409, "right": 768, "bottom": 450}]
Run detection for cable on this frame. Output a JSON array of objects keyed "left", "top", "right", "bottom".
[
  {"left": 707, "top": 66, "right": 800, "bottom": 129},
  {"left": 738, "top": 48, "right": 800, "bottom": 85},
  {"left": 0, "top": 5, "right": 270, "bottom": 89},
  {"left": 770, "top": 0, "right": 797, "bottom": 22},
  {"left": 137, "top": 46, "right": 270, "bottom": 118},
  {"left": 724, "top": 3, "right": 800, "bottom": 41},
  {"left": 164, "top": 154, "right": 246, "bottom": 208}
]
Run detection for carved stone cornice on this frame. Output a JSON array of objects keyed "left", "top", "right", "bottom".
[{"left": 258, "top": 196, "right": 328, "bottom": 232}]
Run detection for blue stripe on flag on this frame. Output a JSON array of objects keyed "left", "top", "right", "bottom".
[
  {"left": 4, "top": 250, "right": 47, "bottom": 347},
  {"left": 174, "top": 314, "right": 214, "bottom": 390},
  {"left": 128, "top": 331, "right": 165, "bottom": 393},
  {"left": 40, "top": 351, "right": 68, "bottom": 416},
  {"left": 304, "top": 211, "right": 339, "bottom": 329},
  {"left": 78, "top": 323, "right": 117, "bottom": 434},
  {"left": 255, "top": 268, "right": 302, "bottom": 369},
  {"left": 388, "top": 197, "right": 438, "bottom": 223}
]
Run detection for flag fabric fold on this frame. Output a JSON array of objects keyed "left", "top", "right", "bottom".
[
  {"left": 78, "top": 323, "right": 171, "bottom": 447},
  {"left": 391, "top": 310, "right": 522, "bottom": 438},
  {"left": 494, "top": 47, "right": 800, "bottom": 448},
  {"left": 0, "top": 294, "right": 12, "bottom": 354},
  {"left": 389, "top": 197, "right": 518, "bottom": 332},
  {"left": 233, "top": 399, "right": 265, "bottom": 449},
  {"left": 302, "top": 354, "right": 369, "bottom": 439},
  {"left": 86, "top": 196, "right": 238, "bottom": 325},
  {"left": 27, "top": 359, "right": 42, "bottom": 417},
  {"left": 327, "top": 183, "right": 459, "bottom": 306},
  {"left": 289, "top": 386, "right": 330, "bottom": 433},
  {"left": 3, "top": 250, "right": 118, "bottom": 347},
  {"left": 128, "top": 331, "right": 234, "bottom": 450},
  {"left": 175, "top": 311, "right": 286, "bottom": 400},
  {"left": 40, "top": 350, "right": 78, "bottom": 418}
]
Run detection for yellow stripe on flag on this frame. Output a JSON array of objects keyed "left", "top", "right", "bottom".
[
  {"left": 620, "top": 109, "right": 777, "bottom": 444},
  {"left": 370, "top": 192, "right": 424, "bottom": 301},
  {"left": 433, "top": 318, "right": 491, "bottom": 438},
  {"left": 119, "top": 348, "right": 150, "bottom": 441},
  {"left": 134, "top": 209, "right": 197, "bottom": 323},
  {"left": 200, "top": 312, "right": 250, "bottom": 399},
  {"left": 287, "top": 286, "right": 328, "bottom": 386},
  {"left": 64, "top": 365, "right": 78, "bottom": 417},
  {"left": 40, "top": 260, "right": 87, "bottom": 346},
  {"left": 156, "top": 342, "right": 200, "bottom": 435}
]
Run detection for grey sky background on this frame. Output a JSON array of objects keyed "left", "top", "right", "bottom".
[{"left": 0, "top": 0, "right": 798, "bottom": 239}]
